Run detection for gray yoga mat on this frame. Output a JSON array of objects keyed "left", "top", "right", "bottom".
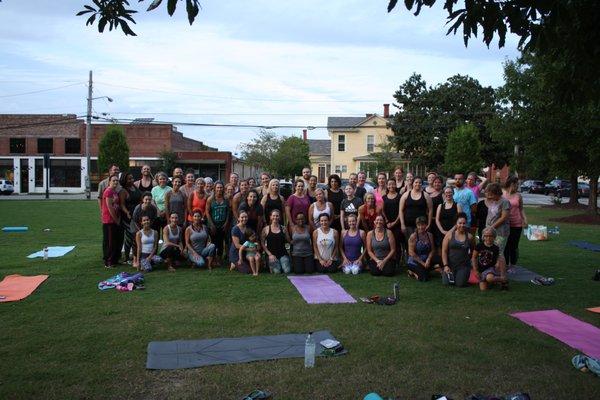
[
  {"left": 507, "top": 265, "right": 543, "bottom": 282},
  {"left": 146, "top": 330, "right": 342, "bottom": 370}
]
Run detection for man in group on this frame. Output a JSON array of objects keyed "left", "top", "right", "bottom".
[
  {"left": 134, "top": 164, "right": 154, "bottom": 192},
  {"left": 355, "top": 171, "right": 373, "bottom": 200},
  {"left": 168, "top": 167, "right": 184, "bottom": 187},
  {"left": 97, "top": 164, "right": 121, "bottom": 211},
  {"left": 229, "top": 172, "right": 240, "bottom": 194},
  {"left": 453, "top": 173, "right": 477, "bottom": 227},
  {"left": 300, "top": 167, "right": 312, "bottom": 188},
  {"left": 231, "top": 179, "right": 250, "bottom": 220}
]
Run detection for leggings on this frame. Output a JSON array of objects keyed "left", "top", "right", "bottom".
[
  {"left": 368, "top": 259, "right": 395, "bottom": 276},
  {"left": 292, "top": 255, "right": 315, "bottom": 274},
  {"left": 102, "top": 223, "right": 123, "bottom": 266},
  {"left": 122, "top": 218, "right": 135, "bottom": 260},
  {"left": 212, "top": 225, "right": 227, "bottom": 257},
  {"left": 442, "top": 265, "right": 470, "bottom": 287},
  {"left": 504, "top": 227, "right": 523, "bottom": 265}
]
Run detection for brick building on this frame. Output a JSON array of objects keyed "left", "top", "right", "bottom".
[{"left": 0, "top": 114, "right": 251, "bottom": 194}]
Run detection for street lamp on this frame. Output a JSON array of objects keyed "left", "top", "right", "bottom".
[{"left": 85, "top": 70, "right": 113, "bottom": 200}]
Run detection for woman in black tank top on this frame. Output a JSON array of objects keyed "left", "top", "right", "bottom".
[
  {"left": 400, "top": 177, "right": 433, "bottom": 238},
  {"left": 260, "top": 179, "right": 285, "bottom": 225},
  {"left": 261, "top": 209, "right": 291, "bottom": 274}
]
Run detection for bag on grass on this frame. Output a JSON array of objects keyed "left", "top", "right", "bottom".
[{"left": 525, "top": 225, "right": 548, "bottom": 241}]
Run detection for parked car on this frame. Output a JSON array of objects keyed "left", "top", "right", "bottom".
[
  {"left": 0, "top": 179, "right": 14, "bottom": 195},
  {"left": 278, "top": 180, "right": 293, "bottom": 200},
  {"left": 544, "top": 179, "right": 571, "bottom": 197},
  {"left": 577, "top": 183, "right": 590, "bottom": 198},
  {"left": 520, "top": 180, "right": 545, "bottom": 194}
]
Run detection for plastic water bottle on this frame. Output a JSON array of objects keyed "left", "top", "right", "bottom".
[
  {"left": 555, "top": 226, "right": 560, "bottom": 235},
  {"left": 304, "top": 332, "right": 315, "bottom": 368},
  {"left": 393, "top": 282, "right": 399, "bottom": 300},
  {"left": 43, "top": 247, "right": 49, "bottom": 261}
]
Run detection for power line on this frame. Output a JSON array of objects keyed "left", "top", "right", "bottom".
[
  {"left": 0, "top": 115, "right": 85, "bottom": 131},
  {"left": 0, "top": 82, "right": 85, "bottom": 99},
  {"left": 108, "top": 112, "right": 366, "bottom": 117}
]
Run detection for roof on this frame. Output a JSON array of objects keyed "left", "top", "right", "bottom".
[
  {"left": 327, "top": 117, "right": 366, "bottom": 128},
  {"left": 308, "top": 139, "right": 330, "bottom": 155},
  {"left": 353, "top": 153, "right": 405, "bottom": 161}
]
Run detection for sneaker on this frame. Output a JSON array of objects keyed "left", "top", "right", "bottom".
[{"left": 531, "top": 277, "right": 542, "bottom": 285}]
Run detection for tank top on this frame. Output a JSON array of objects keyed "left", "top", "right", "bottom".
[
  {"left": 414, "top": 231, "right": 431, "bottom": 258},
  {"left": 312, "top": 202, "right": 331, "bottom": 228},
  {"left": 124, "top": 186, "right": 142, "bottom": 215},
  {"left": 265, "top": 225, "right": 287, "bottom": 258},
  {"left": 209, "top": 197, "right": 229, "bottom": 227},
  {"left": 504, "top": 193, "right": 523, "bottom": 227},
  {"left": 189, "top": 225, "right": 209, "bottom": 254},
  {"left": 439, "top": 202, "right": 458, "bottom": 232},
  {"left": 383, "top": 194, "right": 400, "bottom": 223},
  {"left": 343, "top": 230, "right": 363, "bottom": 262},
  {"left": 168, "top": 190, "right": 186, "bottom": 225},
  {"left": 188, "top": 191, "right": 207, "bottom": 221},
  {"left": 404, "top": 191, "right": 427, "bottom": 227},
  {"left": 166, "top": 225, "right": 181, "bottom": 244},
  {"left": 138, "top": 179, "right": 153, "bottom": 193},
  {"left": 448, "top": 230, "right": 471, "bottom": 269},
  {"left": 291, "top": 227, "right": 312, "bottom": 257},
  {"left": 430, "top": 193, "right": 443, "bottom": 213},
  {"left": 374, "top": 188, "right": 386, "bottom": 209},
  {"left": 316, "top": 228, "right": 336, "bottom": 260},
  {"left": 327, "top": 188, "right": 344, "bottom": 215},
  {"left": 371, "top": 229, "right": 390, "bottom": 259},
  {"left": 140, "top": 229, "right": 155, "bottom": 254},
  {"left": 360, "top": 206, "right": 378, "bottom": 231},
  {"left": 264, "top": 195, "right": 284, "bottom": 221}
]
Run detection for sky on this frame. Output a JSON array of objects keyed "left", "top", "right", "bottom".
[{"left": 0, "top": 1, "right": 520, "bottom": 154}]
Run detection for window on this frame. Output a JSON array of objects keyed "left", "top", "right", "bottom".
[
  {"left": 9, "top": 138, "right": 26, "bottom": 154},
  {"left": 367, "top": 135, "right": 374, "bottom": 153},
  {"left": 334, "top": 165, "right": 347, "bottom": 173},
  {"left": 65, "top": 138, "right": 81, "bottom": 154},
  {"left": 338, "top": 134, "right": 345, "bottom": 152},
  {"left": 35, "top": 159, "right": 44, "bottom": 187},
  {"left": 37, "top": 138, "right": 53, "bottom": 154},
  {"left": 50, "top": 159, "right": 81, "bottom": 187}
]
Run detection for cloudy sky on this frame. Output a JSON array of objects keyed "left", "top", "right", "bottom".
[{"left": 0, "top": 1, "right": 519, "bottom": 153}]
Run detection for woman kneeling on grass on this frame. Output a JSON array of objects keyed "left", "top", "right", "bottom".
[
  {"left": 160, "top": 213, "right": 184, "bottom": 272},
  {"left": 366, "top": 215, "right": 396, "bottom": 277},
  {"left": 135, "top": 215, "right": 162, "bottom": 272},
  {"left": 312, "top": 213, "right": 340, "bottom": 273},
  {"left": 185, "top": 209, "right": 216, "bottom": 270},
  {"left": 407, "top": 216, "right": 439, "bottom": 281},
  {"left": 339, "top": 214, "right": 365, "bottom": 275},
  {"left": 472, "top": 227, "right": 508, "bottom": 291},
  {"left": 262, "top": 209, "right": 292, "bottom": 274},
  {"left": 441, "top": 212, "right": 473, "bottom": 287},
  {"left": 239, "top": 229, "right": 262, "bottom": 276}
]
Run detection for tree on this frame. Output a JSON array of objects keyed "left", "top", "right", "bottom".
[
  {"left": 98, "top": 125, "right": 130, "bottom": 174},
  {"left": 271, "top": 136, "right": 310, "bottom": 179},
  {"left": 368, "top": 137, "right": 402, "bottom": 177},
  {"left": 443, "top": 124, "right": 483, "bottom": 175},
  {"left": 390, "top": 73, "right": 509, "bottom": 171},
  {"left": 239, "top": 130, "right": 281, "bottom": 174},
  {"left": 158, "top": 149, "right": 178, "bottom": 175}
]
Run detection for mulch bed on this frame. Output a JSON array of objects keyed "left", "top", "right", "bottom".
[{"left": 549, "top": 212, "right": 600, "bottom": 225}]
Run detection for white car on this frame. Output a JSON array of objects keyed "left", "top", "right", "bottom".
[{"left": 0, "top": 179, "right": 14, "bottom": 195}]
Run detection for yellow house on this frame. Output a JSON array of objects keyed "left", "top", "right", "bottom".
[
  {"left": 327, "top": 105, "right": 410, "bottom": 180},
  {"left": 308, "top": 139, "right": 331, "bottom": 183}
]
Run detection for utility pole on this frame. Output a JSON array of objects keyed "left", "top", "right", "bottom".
[{"left": 85, "top": 70, "right": 93, "bottom": 200}]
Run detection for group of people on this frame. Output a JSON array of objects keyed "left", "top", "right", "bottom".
[{"left": 99, "top": 164, "right": 527, "bottom": 290}]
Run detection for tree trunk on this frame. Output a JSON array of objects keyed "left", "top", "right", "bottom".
[
  {"left": 588, "top": 174, "right": 598, "bottom": 214},
  {"left": 568, "top": 173, "right": 579, "bottom": 205}
]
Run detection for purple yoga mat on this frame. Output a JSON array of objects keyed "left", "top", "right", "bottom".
[
  {"left": 288, "top": 275, "right": 356, "bottom": 304},
  {"left": 511, "top": 309, "right": 600, "bottom": 359}
]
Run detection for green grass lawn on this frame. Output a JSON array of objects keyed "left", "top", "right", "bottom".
[{"left": 0, "top": 201, "right": 599, "bottom": 399}]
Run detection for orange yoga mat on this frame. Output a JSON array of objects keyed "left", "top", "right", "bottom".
[
  {"left": 0, "top": 274, "right": 48, "bottom": 302},
  {"left": 587, "top": 307, "right": 600, "bottom": 314}
]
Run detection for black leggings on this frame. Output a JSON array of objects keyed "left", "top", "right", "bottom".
[
  {"left": 292, "top": 255, "right": 315, "bottom": 274},
  {"left": 368, "top": 259, "right": 395, "bottom": 276},
  {"left": 504, "top": 227, "right": 523, "bottom": 265},
  {"left": 102, "top": 223, "right": 123, "bottom": 266},
  {"left": 212, "top": 225, "right": 227, "bottom": 257},
  {"left": 159, "top": 246, "right": 182, "bottom": 260}
]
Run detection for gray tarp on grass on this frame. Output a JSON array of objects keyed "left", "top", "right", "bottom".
[
  {"left": 146, "top": 330, "right": 341, "bottom": 370},
  {"left": 507, "top": 265, "right": 543, "bottom": 282}
]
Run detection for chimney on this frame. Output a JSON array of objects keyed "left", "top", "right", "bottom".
[
  {"left": 383, "top": 103, "right": 390, "bottom": 118},
  {"left": 302, "top": 129, "right": 307, "bottom": 141}
]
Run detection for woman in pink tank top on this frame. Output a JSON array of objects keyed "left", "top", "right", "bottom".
[{"left": 502, "top": 176, "right": 527, "bottom": 270}]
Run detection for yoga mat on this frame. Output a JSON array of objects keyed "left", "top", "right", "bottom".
[
  {"left": 587, "top": 307, "right": 600, "bottom": 314},
  {"left": 507, "top": 265, "right": 543, "bottom": 282},
  {"left": 27, "top": 245, "right": 75, "bottom": 259},
  {"left": 2, "top": 226, "right": 28, "bottom": 232},
  {"left": 511, "top": 309, "right": 600, "bottom": 359},
  {"left": 569, "top": 240, "right": 600, "bottom": 252},
  {"left": 0, "top": 275, "right": 49, "bottom": 302},
  {"left": 288, "top": 275, "right": 356, "bottom": 304},
  {"left": 147, "top": 330, "right": 344, "bottom": 370}
]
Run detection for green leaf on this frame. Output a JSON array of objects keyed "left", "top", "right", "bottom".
[
  {"left": 186, "top": 0, "right": 199, "bottom": 24},
  {"left": 387, "top": 0, "right": 398, "bottom": 12},
  {"left": 167, "top": 0, "right": 178, "bottom": 16},
  {"left": 98, "top": 16, "right": 107, "bottom": 32},
  {"left": 404, "top": 0, "right": 414, "bottom": 10},
  {"left": 86, "top": 14, "right": 97, "bottom": 26},
  {"left": 146, "top": 0, "right": 163, "bottom": 12},
  {"left": 120, "top": 19, "right": 138, "bottom": 36},
  {"left": 77, "top": 10, "right": 93, "bottom": 16}
]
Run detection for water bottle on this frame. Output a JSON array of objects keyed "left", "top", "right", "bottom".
[
  {"left": 304, "top": 332, "right": 315, "bottom": 368},
  {"left": 555, "top": 226, "right": 560, "bottom": 235},
  {"left": 43, "top": 247, "right": 49, "bottom": 261},
  {"left": 393, "top": 282, "right": 399, "bottom": 300}
]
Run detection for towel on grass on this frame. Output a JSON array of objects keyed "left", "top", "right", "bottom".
[{"left": 27, "top": 246, "right": 75, "bottom": 259}]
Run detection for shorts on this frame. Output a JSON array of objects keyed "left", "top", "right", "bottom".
[{"left": 480, "top": 267, "right": 500, "bottom": 282}]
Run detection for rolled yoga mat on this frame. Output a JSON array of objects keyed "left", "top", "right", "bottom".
[
  {"left": 2, "top": 226, "right": 28, "bottom": 232},
  {"left": 146, "top": 330, "right": 345, "bottom": 370},
  {"left": 288, "top": 275, "right": 356, "bottom": 304}
]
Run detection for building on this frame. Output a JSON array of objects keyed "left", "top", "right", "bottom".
[
  {"left": 0, "top": 114, "right": 238, "bottom": 194},
  {"left": 305, "top": 129, "right": 331, "bottom": 183}
]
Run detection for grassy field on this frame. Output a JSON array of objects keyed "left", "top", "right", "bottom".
[{"left": 0, "top": 201, "right": 599, "bottom": 400}]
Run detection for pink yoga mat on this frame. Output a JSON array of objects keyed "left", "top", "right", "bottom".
[
  {"left": 0, "top": 274, "right": 48, "bottom": 303},
  {"left": 288, "top": 275, "right": 356, "bottom": 304},
  {"left": 511, "top": 309, "right": 600, "bottom": 359}
]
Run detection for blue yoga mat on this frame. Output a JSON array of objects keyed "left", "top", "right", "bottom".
[
  {"left": 27, "top": 246, "right": 75, "bottom": 259},
  {"left": 569, "top": 241, "right": 600, "bottom": 252},
  {"left": 2, "top": 226, "right": 28, "bottom": 232}
]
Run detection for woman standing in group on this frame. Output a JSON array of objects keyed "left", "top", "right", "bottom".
[
  {"left": 400, "top": 176, "right": 433, "bottom": 239},
  {"left": 339, "top": 214, "right": 365, "bottom": 275},
  {"left": 187, "top": 178, "right": 207, "bottom": 224},
  {"left": 340, "top": 185, "right": 363, "bottom": 231},
  {"left": 425, "top": 172, "right": 437, "bottom": 195},
  {"left": 134, "top": 164, "right": 154, "bottom": 192},
  {"left": 286, "top": 180, "right": 311, "bottom": 232},
  {"left": 135, "top": 215, "right": 162, "bottom": 272},
  {"left": 204, "top": 177, "right": 215, "bottom": 198},
  {"left": 484, "top": 183, "right": 511, "bottom": 260},
  {"left": 240, "top": 190, "right": 264, "bottom": 234},
  {"left": 312, "top": 213, "right": 340, "bottom": 273},
  {"left": 290, "top": 212, "right": 314, "bottom": 274},
  {"left": 165, "top": 177, "right": 187, "bottom": 227},
  {"left": 428, "top": 175, "right": 444, "bottom": 247},
  {"left": 119, "top": 172, "right": 141, "bottom": 264},
  {"left": 229, "top": 211, "right": 250, "bottom": 273},
  {"left": 326, "top": 174, "right": 344, "bottom": 230},
  {"left": 373, "top": 172, "right": 387, "bottom": 209},
  {"left": 382, "top": 178, "right": 402, "bottom": 260},
  {"left": 466, "top": 172, "right": 487, "bottom": 199},
  {"left": 224, "top": 183, "right": 235, "bottom": 200},
  {"left": 180, "top": 172, "right": 196, "bottom": 198},
  {"left": 261, "top": 179, "right": 285, "bottom": 225},
  {"left": 402, "top": 172, "right": 414, "bottom": 195},
  {"left": 160, "top": 213, "right": 184, "bottom": 272},
  {"left": 503, "top": 176, "right": 527, "bottom": 270},
  {"left": 257, "top": 173, "right": 271, "bottom": 200},
  {"left": 366, "top": 215, "right": 396, "bottom": 276},
  {"left": 205, "top": 181, "right": 229, "bottom": 266},
  {"left": 358, "top": 192, "right": 380, "bottom": 232},
  {"left": 307, "top": 175, "right": 319, "bottom": 201},
  {"left": 441, "top": 212, "right": 473, "bottom": 287},
  {"left": 151, "top": 172, "right": 172, "bottom": 228},
  {"left": 393, "top": 167, "right": 405, "bottom": 193},
  {"left": 186, "top": 209, "right": 216, "bottom": 270},
  {"left": 407, "top": 216, "right": 438, "bottom": 281},
  {"left": 261, "top": 209, "right": 292, "bottom": 274},
  {"left": 308, "top": 188, "right": 333, "bottom": 229},
  {"left": 435, "top": 187, "right": 462, "bottom": 252},
  {"left": 102, "top": 175, "right": 122, "bottom": 268}
]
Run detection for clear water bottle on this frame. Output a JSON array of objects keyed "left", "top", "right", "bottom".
[
  {"left": 393, "top": 282, "right": 399, "bottom": 300},
  {"left": 43, "top": 247, "right": 49, "bottom": 261},
  {"left": 555, "top": 226, "right": 560, "bottom": 235},
  {"left": 304, "top": 332, "right": 315, "bottom": 368}
]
